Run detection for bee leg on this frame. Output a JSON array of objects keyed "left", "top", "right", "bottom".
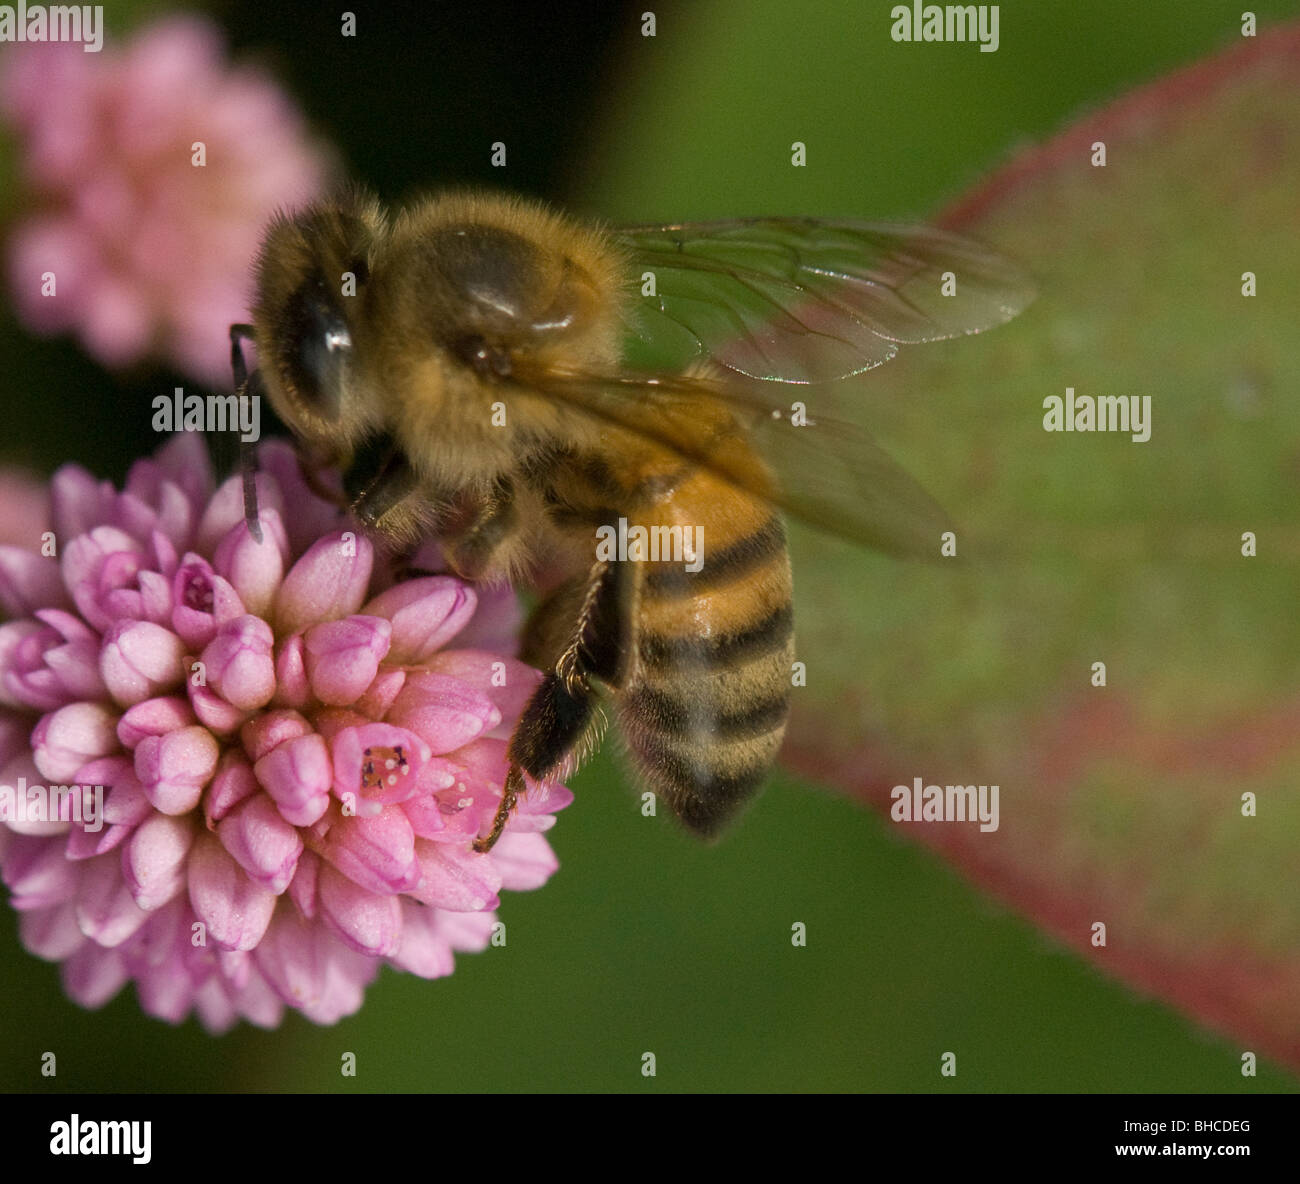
[
  {"left": 441, "top": 477, "right": 516, "bottom": 581},
  {"left": 473, "top": 557, "right": 629, "bottom": 853},
  {"left": 474, "top": 766, "right": 527, "bottom": 856},
  {"left": 518, "top": 575, "right": 588, "bottom": 669},
  {"left": 230, "top": 323, "right": 264, "bottom": 544},
  {"left": 298, "top": 455, "right": 347, "bottom": 508},
  {"left": 344, "top": 434, "right": 418, "bottom": 532},
  {"left": 385, "top": 478, "right": 517, "bottom": 583}
]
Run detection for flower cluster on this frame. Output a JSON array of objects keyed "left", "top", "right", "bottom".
[
  {"left": 0, "top": 15, "right": 328, "bottom": 384},
  {"left": 0, "top": 437, "right": 569, "bottom": 1030}
]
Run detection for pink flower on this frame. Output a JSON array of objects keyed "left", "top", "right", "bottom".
[
  {"left": 0, "top": 15, "right": 330, "bottom": 385},
  {"left": 0, "top": 437, "right": 570, "bottom": 1030}
]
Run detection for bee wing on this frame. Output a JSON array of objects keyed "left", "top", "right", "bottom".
[
  {"left": 517, "top": 367, "right": 955, "bottom": 558},
  {"left": 613, "top": 218, "right": 1034, "bottom": 384}
]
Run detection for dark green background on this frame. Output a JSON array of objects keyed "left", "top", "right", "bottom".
[{"left": 1, "top": 0, "right": 1296, "bottom": 1091}]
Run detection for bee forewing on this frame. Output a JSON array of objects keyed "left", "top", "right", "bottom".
[{"left": 615, "top": 218, "right": 1035, "bottom": 383}]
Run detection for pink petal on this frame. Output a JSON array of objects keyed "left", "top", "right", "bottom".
[
  {"left": 0, "top": 620, "right": 48, "bottom": 710},
  {"left": 303, "top": 614, "right": 391, "bottom": 706},
  {"left": 211, "top": 511, "right": 287, "bottom": 618},
  {"left": 200, "top": 614, "right": 276, "bottom": 710},
  {"left": 19, "top": 900, "right": 85, "bottom": 960},
  {"left": 390, "top": 900, "right": 456, "bottom": 979},
  {"left": 199, "top": 959, "right": 283, "bottom": 1032},
  {"left": 152, "top": 432, "right": 214, "bottom": 514},
  {"left": 239, "top": 708, "right": 311, "bottom": 761},
  {"left": 253, "top": 906, "right": 376, "bottom": 1024},
  {"left": 217, "top": 792, "right": 302, "bottom": 893},
  {"left": 171, "top": 555, "right": 244, "bottom": 650},
  {"left": 194, "top": 471, "right": 286, "bottom": 557},
  {"left": 435, "top": 907, "right": 499, "bottom": 953},
  {"left": 61, "top": 943, "right": 129, "bottom": 1009},
  {"left": 385, "top": 672, "right": 501, "bottom": 754},
  {"left": 3, "top": 834, "right": 77, "bottom": 908},
  {"left": 252, "top": 732, "right": 331, "bottom": 826},
  {"left": 122, "top": 812, "right": 195, "bottom": 910},
  {"left": 0, "top": 468, "right": 50, "bottom": 547},
  {"left": 32, "top": 701, "right": 119, "bottom": 782},
  {"left": 330, "top": 723, "right": 431, "bottom": 811},
  {"left": 187, "top": 833, "right": 276, "bottom": 951},
  {"left": 116, "top": 695, "right": 195, "bottom": 748},
  {"left": 318, "top": 862, "right": 401, "bottom": 957},
  {"left": 65, "top": 768, "right": 150, "bottom": 861},
  {"left": 448, "top": 579, "right": 523, "bottom": 653},
  {"left": 254, "top": 441, "right": 345, "bottom": 552},
  {"left": 37, "top": 610, "right": 107, "bottom": 701},
  {"left": 133, "top": 725, "right": 219, "bottom": 814},
  {"left": 135, "top": 958, "right": 198, "bottom": 1024},
  {"left": 411, "top": 840, "right": 501, "bottom": 912},
  {"left": 0, "top": 714, "right": 29, "bottom": 768},
  {"left": 362, "top": 577, "right": 477, "bottom": 663},
  {"left": 424, "top": 650, "right": 541, "bottom": 741},
  {"left": 272, "top": 632, "right": 310, "bottom": 708},
  {"left": 204, "top": 750, "right": 259, "bottom": 827},
  {"left": 75, "top": 851, "right": 151, "bottom": 947},
  {"left": 61, "top": 525, "right": 147, "bottom": 633},
  {"left": 0, "top": 753, "right": 70, "bottom": 836},
  {"left": 488, "top": 830, "right": 559, "bottom": 891},
  {"left": 352, "top": 667, "right": 405, "bottom": 719},
  {"left": 288, "top": 847, "right": 321, "bottom": 920},
  {"left": 319, "top": 806, "right": 419, "bottom": 895},
  {"left": 275, "top": 531, "right": 374, "bottom": 635},
  {"left": 88, "top": 758, "right": 149, "bottom": 826},
  {"left": 49, "top": 463, "right": 114, "bottom": 541},
  {"left": 188, "top": 679, "right": 252, "bottom": 734},
  {"left": 510, "top": 776, "right": 574, "bottom": 831},
  {"left": 99, "top": 619, "right": 186, "bottom": 705},
  {"left": 0, "top": 544, "right": 67, "bottom": 616}
]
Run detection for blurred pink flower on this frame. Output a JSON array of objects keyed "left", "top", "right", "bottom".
[
  {"left": 0, "top": 437, "right": 568, "bottom": 1030},
  {"left": 0, "top": 469, "right": 48, "bottom": 548},
  {"left": 0, "top": 15, "right": 330, "bottom": 385}
]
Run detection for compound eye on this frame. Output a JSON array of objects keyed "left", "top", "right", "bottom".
[{"left": 284, "top": 278, "right": 353, "bottom": 420}]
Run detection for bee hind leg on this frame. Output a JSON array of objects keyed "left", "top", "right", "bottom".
[{"left": 472, "top": 556, "right": 630, "bottom": 853}]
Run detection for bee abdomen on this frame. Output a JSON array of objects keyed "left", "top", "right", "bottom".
[
  {"left": 619, "top": 647, "right": 793, "bottom": 836},
  {"left": 620, "top": 510, "right": 794, "bottom": 836},
  {"left": 627, "top": 682, "right": 791, "bottom": 739},
  {"left": 637, "top": 602, "right": 793, "bottom": 670}
]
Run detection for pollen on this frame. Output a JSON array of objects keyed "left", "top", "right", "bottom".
[{"left": 361, "top": 744, "right": 410, "bottom": 790}]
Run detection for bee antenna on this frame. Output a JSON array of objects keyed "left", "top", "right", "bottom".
[
  {"left": 240, "top": 440, "right": 263, "bottom": 545},
  {"left": 230, "top": 323, "right": 265, "bottom": 545}
]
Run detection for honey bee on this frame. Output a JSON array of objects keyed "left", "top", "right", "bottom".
[{"left": 231, "top": 188, "right": 1032, "bottom": 852}]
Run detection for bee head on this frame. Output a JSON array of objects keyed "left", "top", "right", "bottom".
[{"left": 251, "top": 189, "right": 388, "bottom": 454}]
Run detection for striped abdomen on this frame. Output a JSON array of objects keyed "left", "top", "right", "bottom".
[{"left": 619, "top": 468, "right": 794, "bottom": 836}]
